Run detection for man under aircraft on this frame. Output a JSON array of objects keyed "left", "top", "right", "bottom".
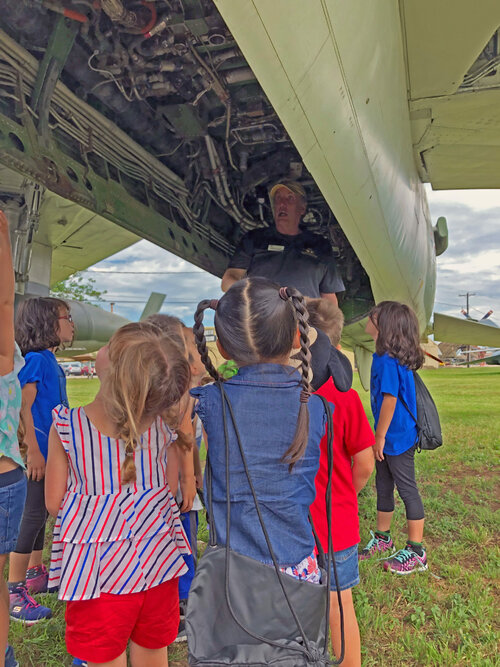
[{"left": 221, "top": 180, "right": 344, "bottom": 304}]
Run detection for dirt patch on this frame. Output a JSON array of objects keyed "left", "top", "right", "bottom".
[{"left": 432, "top": 464, "right": 500, "bottom": 511}]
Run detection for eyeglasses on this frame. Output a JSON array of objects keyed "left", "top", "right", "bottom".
[{"left": 59, "top": 314, "right": 73, "bottom": 323}]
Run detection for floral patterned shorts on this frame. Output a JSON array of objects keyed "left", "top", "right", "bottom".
[{"left": 272, "top": 551, "right": 321, "bottom": 584}]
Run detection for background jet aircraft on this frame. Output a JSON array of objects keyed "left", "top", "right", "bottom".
[{"left": 0, "top": 0, "right": 499, "bottom": 384}]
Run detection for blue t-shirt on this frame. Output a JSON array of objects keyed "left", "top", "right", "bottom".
[
  {"left": 18, "top": 349, "right": 68, "bottom": 460},
  {"left": 370, "top": 353, "right": 417, "bottom": 456}
]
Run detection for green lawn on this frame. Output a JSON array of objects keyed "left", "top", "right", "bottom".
[{"left": 8, "top": 369, "right": 499, "bottom": 665}]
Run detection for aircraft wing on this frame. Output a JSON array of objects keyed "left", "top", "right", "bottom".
[
  {"left": 434, "top": 313, "right": 500, "bottom": 347},
  {"left": 456, "top": 351, "right": 500, "bottom": 365},
  {"left": 402, "top": 1, "right": 500, "bottom": 189}
]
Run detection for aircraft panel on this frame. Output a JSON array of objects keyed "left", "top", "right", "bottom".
[
  {"left": 411, "top": 88, "right": 500, "bottom": 189},
  {"left": 401, "top": 0, "right": 500, "bottom": 99},
  {"left": 215, "top": 0, "right": 435, "bottom": 326}
]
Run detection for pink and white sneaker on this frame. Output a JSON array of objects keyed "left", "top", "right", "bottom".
[
  {"left": 359, "top": 531, "right": 395, "bottom": 560},
  {"left": 383, "top": 545, "right": 428, "bottom": 574},
  {"left": 26, "top": 564, "right": 49, "bottom": 594}
]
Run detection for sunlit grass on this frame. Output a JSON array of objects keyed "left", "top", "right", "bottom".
[{"left": 8, "top": 369, "right": 499, "bottom": 665}]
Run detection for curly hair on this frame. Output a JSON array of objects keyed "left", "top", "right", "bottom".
[
  {"left": 101, "top": 322, "right": 191, "bottom": 485},
  {"left": 15, "top": 297, "right": 69, "bottom": 355},
  {"left": 193, "top": 276, "right": 313, "bottom": 470},
  {"left": 370, "top": 300, "right": 424, "bottom": 371}
]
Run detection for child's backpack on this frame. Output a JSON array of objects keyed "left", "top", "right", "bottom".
[{"left": 399, "top": 372, "right": 443, "bottom": 451}]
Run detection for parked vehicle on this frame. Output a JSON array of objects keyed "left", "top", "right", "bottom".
[
  {"left": 67, "top": 361, "right": 83, "bottom": 376},
  {"left": 59, "top": 362, "right": 72, "bottom": 376}
]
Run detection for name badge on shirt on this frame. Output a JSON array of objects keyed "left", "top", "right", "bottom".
[{"left": 267, "top": 244, "right": 284, "bottom": 252}]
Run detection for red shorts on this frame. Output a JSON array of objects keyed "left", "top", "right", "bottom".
[{"left": 65, "top": 578, "right": 179, "bottom": 663}]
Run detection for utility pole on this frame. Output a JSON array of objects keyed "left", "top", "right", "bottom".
[{"left": 459, "top": 292, "right": 476, "bottom": 367}]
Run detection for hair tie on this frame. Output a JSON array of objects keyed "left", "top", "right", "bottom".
[
  {"left": 300, "top": 389, "right": 311, "bottom": 403},
  {"left": 279, "top": 287, "right": 289, "bottom": 301},
  {"left": 209, "top": 299, "right": 219, "bottom": 311}
]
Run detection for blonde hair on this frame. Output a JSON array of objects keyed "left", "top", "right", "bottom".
[
  {"left": 144, "top": 313, "right": 194, "bottom": 451},
  {"left": 305, "top": 297, "right": 344, "bottom": 346},
  {"left": 103, "top": 322, "right": 191, "bottom": 485}
]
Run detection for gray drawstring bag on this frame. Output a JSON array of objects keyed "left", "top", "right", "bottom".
[{"left": 186, "top": 382, "right": 344, "bottom": 666}]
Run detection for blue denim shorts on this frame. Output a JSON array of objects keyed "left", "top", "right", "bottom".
[
  {"left": 329, "top": 544, "right": 360, "bottom": 591},
  {"left": 0, "top": 471, "right": 27, "bottom": 554}
]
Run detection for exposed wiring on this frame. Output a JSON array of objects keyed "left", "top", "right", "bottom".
[
  {"left": 225, "top": 99, "right": 238, "bottom": 171},
  {"left": 88, "top": 51, "right": 135, "bottom": 102},
  {"left": 156, "top": 139, "right": 185, "bottom": 158}
]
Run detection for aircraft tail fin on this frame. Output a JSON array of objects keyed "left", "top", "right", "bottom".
[
  {"left": 139, "top": 292, "right": 166, "bottom": 320},
  {"left": 433, "top": 313, "right": 500, "bottom": 347}
]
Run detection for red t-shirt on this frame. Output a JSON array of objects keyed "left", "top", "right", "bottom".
[{"left": 310, "top": 378, "right": 375, "bottom": 552}]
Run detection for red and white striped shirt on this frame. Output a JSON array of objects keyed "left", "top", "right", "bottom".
[{"left": 49, "top": 405, "right": 190, "bottom": 601}]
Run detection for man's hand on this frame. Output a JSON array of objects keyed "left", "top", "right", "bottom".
[
  {"left": 27, "top": 447, "right": 46, "bottom": 481},
  {"left": 373, "top": 435, "right": 385, "bottom": 462},
  {"left": 221, "top": 268, "right": 246, "bottom": 292},
  {"left": 320, "top": 292, "right": 338, "bottom": 306}
]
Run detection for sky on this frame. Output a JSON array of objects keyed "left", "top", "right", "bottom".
[{"left": 82, "top": 186, "right": 500, "bottom": 328}]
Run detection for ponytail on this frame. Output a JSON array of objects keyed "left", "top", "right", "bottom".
[
  {"left": 279, "top": 286, "right": 312, "bottom": 471},
  {"left": 195, "top": 278, "right": 314, "bottom": 471},
  {"left": 193, "top": 300, "right": 221, "bottom": 382}
]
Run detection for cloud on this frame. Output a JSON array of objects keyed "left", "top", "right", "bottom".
[
  {"left": 84, "top": 242, "right": 222, "bottom": 327},
  {"left": 427, "top": 188, "right": 500, "bottom": 322}
]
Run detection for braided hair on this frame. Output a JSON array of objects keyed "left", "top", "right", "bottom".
[
  {"left": 193, "top": 299, "right": 221, "bottom": 382},
  {"left": 193, "top": 277, "right": 313, "bottom": 470}
]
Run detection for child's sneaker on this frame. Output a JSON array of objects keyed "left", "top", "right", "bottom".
[
  {"left": 5, "top": 645, "right": 19, "bottom": 667},
  {"left": 174, "top": 617, "right": 187, "bottom": 643},
  {"left": 26, "top": 564, "right": 49, "bottom": 594},
  {"left": 72, "top": 659, "right": 88, "bottom": 666},
  {"left": 9, "top": 583, "right": 52, "bottom": 624},
  {"left": 359, "top": 530, "right": 395, "bottom": 560},
  {"left": 383, "top": 545, "right": 428, "bottom": 574}
]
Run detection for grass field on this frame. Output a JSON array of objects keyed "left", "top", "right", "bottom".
[{"left": 8, "top": 368, "right": 499, "bottom": 666}]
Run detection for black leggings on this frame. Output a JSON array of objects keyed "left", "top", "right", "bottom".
[
  {"left": 375, "top": 445, "right": 425, "bottom": 520},
  {"left": 14, "top": 478, "right": 48, "bottom": 554}
]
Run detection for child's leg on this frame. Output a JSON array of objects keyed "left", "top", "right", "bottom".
[
  {"left": 8, "top": 479, "right": 47, "bottom": 583},
  {"left": 376, "top": 510, "right": 393, "bottom": 532},
  {"left": 360, "top": 461, "right": 395, "bottom": 559},
  {"left": 408, "top": 519, "right": 424, "bottom": 543},
  {"left": 129, "top": 642, "right": 168, "bottom": 667},
  {"left": 383, "top": 448, "right": 427, "bottom": 573},
  {"left": 0, "top": 554, "right": 8, "bottom": 665},
  {"left": 387, "top": 447, "right": 425, "bottom": 534},
  {"left": 329, "top": 545, "right": 361, "bottom": 666},
  {"left": 375, "top": 458, "right": 396, "bottom": 530},
  {"left": 28, "top": 549, "right": 44, "bottom": 569},
  {"left": 329, "top": 589, "right": 360, "bottom": 667},
  {"left": 88, "top": 652, "right": 127, "bottom": 667},
  {"left": 0, "top": 468, "right": 27, "bottom": 661}
]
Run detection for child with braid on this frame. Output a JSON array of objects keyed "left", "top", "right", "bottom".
[
  {"left": 45, "top": 322, "right": 192, "bottom": 667},
  {"left": 190, "top": 276, "right": 330, "bottom": 583}
]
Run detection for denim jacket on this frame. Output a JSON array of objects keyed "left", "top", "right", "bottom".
[{"left": 191, "top": 364, "right": 329, "bottom": 566}]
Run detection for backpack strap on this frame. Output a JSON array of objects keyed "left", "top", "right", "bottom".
[{"left": 397, "top": 371, "right": 421, "bottom": 450}]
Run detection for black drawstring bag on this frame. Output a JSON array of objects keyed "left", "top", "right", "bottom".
[
  {"left": 186, "top": 382, "right": 343, "bottom": 666},
  {"left": 399, "top": 371, "right": 443, "bottom": 451}
]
